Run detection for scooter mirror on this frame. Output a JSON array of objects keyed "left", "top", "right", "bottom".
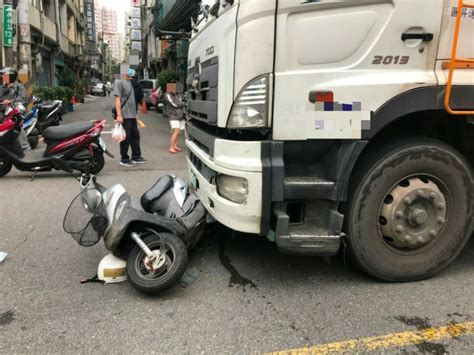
[{"left": 17, "top": 103, "right": 26, "bottom": 114}]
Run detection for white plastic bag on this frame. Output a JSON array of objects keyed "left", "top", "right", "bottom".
[{"left": 112, "top": 123, "right": 126, "bottom": 143}]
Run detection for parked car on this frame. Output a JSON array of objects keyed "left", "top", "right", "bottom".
[
  {"left": 139, "top": 79, "right": 159, "bottom": 109},
  {"left": 90, "top": 80, "right": 106, "bottom": 96}
]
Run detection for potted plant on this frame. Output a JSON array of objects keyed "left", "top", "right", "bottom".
[
  {"left": 74, "top": 78, "right": 89, "bottom": 99},
  {"left": 75, "top": 94, "right": 85, "bottom": 103},
  {"left": 61, "top": 87, "right": 74, "bottom": 112}
]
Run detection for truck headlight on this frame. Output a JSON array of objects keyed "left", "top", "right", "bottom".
[
  {"left": 227, "top": 75, "right": 269, "bottom": 129},
  {"left": 216, "top": 175, "right": 248, "bottom": 204}
]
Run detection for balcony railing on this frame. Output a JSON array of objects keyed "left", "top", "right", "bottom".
[
  {"left": 60, "top": 34, "right": 69, "bottom": 54},
  {"left": 30, "top": 7, "right": 57, "bottom": 42},
  {"left": 65, "top": 0, "right": 85, "bottom": 28}
]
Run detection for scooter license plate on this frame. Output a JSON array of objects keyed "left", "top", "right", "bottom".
[{"left": 99, "top": 137, "right": 107, "bottom": 151}]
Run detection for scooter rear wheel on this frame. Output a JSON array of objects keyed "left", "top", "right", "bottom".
[
  {"left": 127, "top": 232, "right": 188, "bottom": 294},
  {"left": 90, "top": 148, "right": 105, "bottom": 175},
  {"left": 0, "top": 154, "right": 12, "bottom": 177}
]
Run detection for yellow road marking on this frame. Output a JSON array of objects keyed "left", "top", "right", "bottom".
[
  {"left": 270, "top": 321, "right": 474, "bottom": 354},
  {"left": 137, "top": 119, "right": 146, "bottom": 128}
]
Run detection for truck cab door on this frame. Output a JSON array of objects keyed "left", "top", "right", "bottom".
[{"left": 272, "top": 0, "right": 444, "bottom": 141}]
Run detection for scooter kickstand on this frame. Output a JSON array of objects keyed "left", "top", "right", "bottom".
[{"left": 30, "top": 170, "right": 38, "bottom": 181}]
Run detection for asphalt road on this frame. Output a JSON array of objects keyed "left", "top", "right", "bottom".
[{"left": 1, "top": 96, "right": 473, "bottom": 353}]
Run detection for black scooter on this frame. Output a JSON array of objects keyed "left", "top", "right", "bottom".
[{"left": 33, "top": 96, "right": 63, "bottom": 133}]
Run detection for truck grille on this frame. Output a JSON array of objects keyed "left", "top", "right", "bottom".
[
  {"left": 188, "top": 150, "right": 216, "bottom": 183},
  {"left": 187, "top": 58, "right": 218, "bottom": 125}
]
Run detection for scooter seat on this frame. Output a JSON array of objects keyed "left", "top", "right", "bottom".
[
  {"left": 43, "top": 122, "right": 94, "bottom": 141},
  {"left": 141, "top": 175, "right": 174, "bottom": 213},
  {"left": 39, "top": 101, "right": 61, "bottom": 115}
]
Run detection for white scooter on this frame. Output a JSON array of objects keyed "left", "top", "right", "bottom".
[{"left": 56, "top": 159, "right": 207, "bottom": 294}]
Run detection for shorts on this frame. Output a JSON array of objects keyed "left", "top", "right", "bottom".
[{"left": 170, "top": 120, "right": 185, "bottom": 131}]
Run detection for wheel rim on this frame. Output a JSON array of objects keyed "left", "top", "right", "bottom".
[
  {"left": 134, "top": 238, "right": 177, "bottom": 281},
  {"left": 378, "top": 175, "right": 450, "bottom": 254}
]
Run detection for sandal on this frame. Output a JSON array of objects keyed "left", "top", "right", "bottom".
[
  {"left": 174, "top": 147, "right": 184, "bottom": 152},
  {"left": 168, "top": 148, "right": 177, "bottom": 154}
]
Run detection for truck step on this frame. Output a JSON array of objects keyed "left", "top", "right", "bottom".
[
  {"left": 284, "top": 176, "right": 336, "bottom": 200},
  {"left": 276, "top": 224, "right": 341, "bottom": 256}
]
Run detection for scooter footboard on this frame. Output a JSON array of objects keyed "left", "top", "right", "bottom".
[
  {"left": 178, "top": 200, "right": 208, "bottom": 249},
  {"left": 179, "top": 201, "right": 207, "bottom": 231}
]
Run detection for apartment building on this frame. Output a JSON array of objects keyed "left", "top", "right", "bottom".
[{"left": 26, "top": 0, "right": 87, "bottom": 85}]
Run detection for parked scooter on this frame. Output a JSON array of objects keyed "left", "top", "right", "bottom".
[
  {"left": 0, "top": 102, "right": 113, "bottom": 177},
  {"left": 57, "top": 159, "right": 207, "bottom": 294},
  {"left": 22, "top": 104, "right": 40, "bottom": 149},
  {"left": 33, "top": 96, "right": 63, "bottom": 134}
]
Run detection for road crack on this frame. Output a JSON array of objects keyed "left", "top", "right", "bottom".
[{"left": 11, "top": 227, "right": 35, "bottom": 253}]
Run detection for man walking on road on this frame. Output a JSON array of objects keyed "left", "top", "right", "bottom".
[
  {"left": 105, "top": 81, "right": 112, "bottom": 96},
  {"left": 113, "top": 68, "right": 146, "bottom": 167}
]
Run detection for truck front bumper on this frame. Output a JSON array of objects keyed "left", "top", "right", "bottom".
[{"left": 185, "top": 125, "right": 265, "bottom": 234}]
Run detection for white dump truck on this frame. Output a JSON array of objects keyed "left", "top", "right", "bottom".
[{"left": 184, "top": 0, "right": 474, "bottom": 281}]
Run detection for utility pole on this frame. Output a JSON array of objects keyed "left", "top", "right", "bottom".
[
  {"left": 17, "top": 0, "right": 31, "bottom": 71},
  {"left": 17, "top": 0, "right": 33, "bottom": 102}
]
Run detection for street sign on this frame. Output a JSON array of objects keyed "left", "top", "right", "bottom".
[
  {"left": 3, "top": 4, "right": 14, "bottom": 47},
  {"left": 85, "top": 1, "right": 96, "bottom": 43},
  {"left": 131, "top": 41, "right": 142, "bottom": 51},
  {"left": 130, "top": 6, "right": 141, "bottom": 18}
]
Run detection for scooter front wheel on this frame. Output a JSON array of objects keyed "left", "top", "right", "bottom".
[
  {"left": 0, "top": 154, "right": 12, "bottom": 177},
  {"left": 127, "top": 232, "right": 188, "bottom": 294}
]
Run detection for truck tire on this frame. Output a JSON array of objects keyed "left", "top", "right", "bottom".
[{"left": 345, "top": 137, "right": 473, "bottom": 282}]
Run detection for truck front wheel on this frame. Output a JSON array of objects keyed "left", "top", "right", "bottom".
[{"left": 346, "top": 138, "right": 473, "bottom": 281}]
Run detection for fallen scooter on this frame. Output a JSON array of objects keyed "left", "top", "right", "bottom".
[{"left": 57, "top": 159, "right": 207, "bottom": 294}]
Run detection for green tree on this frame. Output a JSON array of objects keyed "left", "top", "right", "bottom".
[
  {"left": 158, "top": 70, "right": 180, "bottom": 92},
  {"left": 57, "top": 68, "right": 76, "bottom": 89}
]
